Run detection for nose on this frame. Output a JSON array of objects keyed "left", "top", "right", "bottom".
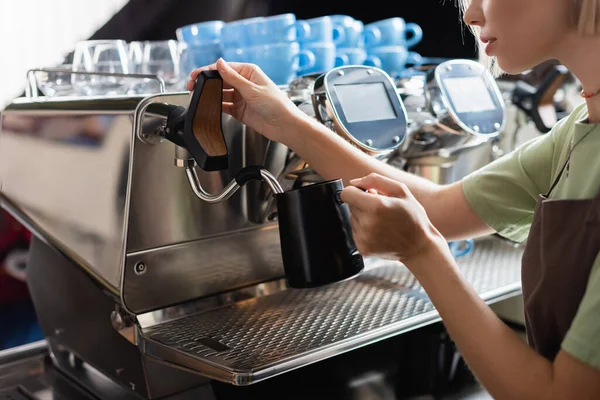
[{"left": 463, "top": 0, "right": 485, "bottom": 27}]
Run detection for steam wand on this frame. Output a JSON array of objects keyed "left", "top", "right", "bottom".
[
  {"left": 183, "top": 162, "right": 284, "bottom": 204},
  {"left": 160, "top": 107, "right": 284, "bottom": 203}
]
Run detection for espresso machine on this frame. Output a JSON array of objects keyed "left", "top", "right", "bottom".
[
  {"left": 390, "top": 59, "right": 507, "bottom": 185},
  {"left": 0, "top": 64, "right": 525, "bottom": 399}
]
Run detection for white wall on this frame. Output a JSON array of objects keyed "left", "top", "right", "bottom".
[{"left": 0, "top": 0, "right": 128, "bottom": 108}]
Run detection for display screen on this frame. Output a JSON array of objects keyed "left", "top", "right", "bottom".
[
  {"left": 334, "top": 83, "right": 397, "bottom": 123},
  {"left": 443, "top": 76, "right": 497, "bottom": 113}
]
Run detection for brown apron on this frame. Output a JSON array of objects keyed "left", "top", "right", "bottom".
[{"left": 521, "top": 139, "right": 599, "bottom": 361}]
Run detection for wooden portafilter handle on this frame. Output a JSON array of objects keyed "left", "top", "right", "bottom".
[{"left": 181, "top": 70, "right": 229, "bottom": 171}]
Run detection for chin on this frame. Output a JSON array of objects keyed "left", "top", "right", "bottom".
[{"left": 495, "top": 56, "right": 542, "bottom": 76}]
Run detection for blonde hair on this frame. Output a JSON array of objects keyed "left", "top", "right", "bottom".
[
  {"left": 575, "top": 0, "right": 600, "bottom": 34},
  {"left": 457, "top": 0, "right": 600, "bottom": 76}
]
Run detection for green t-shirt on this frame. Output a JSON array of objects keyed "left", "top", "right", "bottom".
[{"left": 462, "top": 102, "right": 600, "bottom": 370}]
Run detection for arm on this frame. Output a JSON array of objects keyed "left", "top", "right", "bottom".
[
  {"left": 341, "top": 178, "right": 600, "bottom": 400},
  {"left": 287, "top": 114, "right": 493, "bottom": 241},
  {"left": 412, "top": 248, "right": 600, "bottom": 400}
]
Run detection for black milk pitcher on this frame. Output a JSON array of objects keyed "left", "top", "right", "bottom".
[{"left": 275, "top": 179, "right": 364, "bottom": 288}]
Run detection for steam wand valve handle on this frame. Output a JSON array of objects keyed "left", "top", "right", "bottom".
[{"left": 162, "top": 105, "right": 187, "bottom": 148}]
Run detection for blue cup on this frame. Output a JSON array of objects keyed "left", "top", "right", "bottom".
[
  {"left": 299, "top": 42, "right": 336, "bottom": 75},
  {"left": 221, "top": 17, "right": 264, "bottom": 48},
  {"left": 300, "top": 16, "right": 345, "bottom": 45},
  {"left": 364, "top": 46, "right": 423, "bottom": 78},
  {"left": 186, "top": 42, "right": 222, "bottom": 69},
  {"left": 223, "top": 42, "right": 315, "bottom": 85},
  {"left": 448, "top": 239, "right": 474, "bottom": 258},
  {"left": 221, "top": 14, "right": 310, "bottom": 48},
  {"left": 334, "top": 47, "right": 367, "bottom": 67},
  {"left": 329, "top": 15, "right": 364, "bottom": 48},
  {"left": 176, "top": 20, "right": 224, "bottom": 45},
  {"left": 363, "top": 17, "right": 423, "bottom": 49},
  {"left": 260, "top": 13, "right": 310, "bottom": 44}
]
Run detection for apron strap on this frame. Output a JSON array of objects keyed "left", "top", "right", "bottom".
[
  {"left": 546, "top": 124, "right": 598, "bottom": 198},
  {"left": 545, "top": 151, "right": 571, "bottom": 198},
  {"left": 588, "top": 168, "right": 600, "bottom": 224}
]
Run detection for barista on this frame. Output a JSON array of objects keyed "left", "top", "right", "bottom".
[{"left": 187, "top": 0, "right": 600, "bottom": 397}]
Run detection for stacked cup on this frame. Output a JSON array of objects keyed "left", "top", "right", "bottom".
[
  {"left": 330, "top": 15, "right": 368, "bottom": 69},
  {"left": 220, "top": 14, "right": 316, "bottom": 85},
  {"left": 297, "top": 16, "right": 346, "bottom": 76},
  {"left": 362, "top": 17, "right": 424, "bottom": 79},
  {"left": 176, "top": 20, "right": 224, "bottom": 70}
]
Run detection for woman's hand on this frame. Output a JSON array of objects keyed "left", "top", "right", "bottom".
[
  {"left": 186, "top": 58, "right": 306, "bottom": 143},
  {"left": 341, "top": 173, "right": 451, "bottom": 267}
]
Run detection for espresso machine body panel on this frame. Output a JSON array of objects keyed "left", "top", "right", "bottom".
[
  {"left": 0, "top": 97, "right": 138, "bottom": 291},
  {"left": 123, "top": 93, "right": 285, "bottom": 313},
  {"left": 0, "top": 93, "right": 286, "bottom": 312}
]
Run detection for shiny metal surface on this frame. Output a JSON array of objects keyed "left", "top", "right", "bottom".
[
  {"left": 396, "top": 61, "right": 505, "bottom": 163},
  {"left": 259, "top": 169, "right": 284, "bottom": 194},
  {"left": 185, "top": 167, "right": 241, "bottom": 203},
  {"left": 125, "top": 93, "right": 275, "bottom": 253},
  {"left": 25, "top": 236, "right": 210, "bottom": 399},
  {"left": 0, "top": 97, "right": 139, "bottom": 290},
  {"left": 142, "top": 235, "right": 523, "bottom": 385},
  {"left": 397, "top": 102, "right": 494, "bottom": 161},
  {"left": 182, "top": 168, "right": 283, "bottom": 204},
  {"left": 0, "top": 91, "right": 297, "bottom": 306},
  {"left": 404, "top": 139, "right": 494, "bottom": 185},
  {"left": 124, "top": 225, "right": 284, "bottom": 313},
  {"left": 0, "top": 340, "right": 48, "bottom": 365},
  {"left": 0, "top": 340, "right": 216, "bottom": 400}
]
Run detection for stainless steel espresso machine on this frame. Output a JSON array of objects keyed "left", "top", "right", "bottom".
[
  {"left": 392, "top": 59, "right": 506, "bottom": 184},
  {"left": 0, "top": 64, "right": 524, "bottom": 399}
]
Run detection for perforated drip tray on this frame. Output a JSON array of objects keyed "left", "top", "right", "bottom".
[{"left": 142, "top": 236, "right": 523, "bottom": 385}]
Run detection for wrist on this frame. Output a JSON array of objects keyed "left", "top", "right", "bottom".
[
  {"left": 280, "top": 109, "right": 325, "bottom": 152},
  {"left": 403, "top": 227, "right": 457, "bottom": 279}
]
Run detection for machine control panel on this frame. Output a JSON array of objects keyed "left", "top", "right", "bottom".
[
  {"left": 427, "top": 59, "right": 506, "bottom": 136},
  {"left": 313, "top": 66, "right": 408, "bottom": 155}
]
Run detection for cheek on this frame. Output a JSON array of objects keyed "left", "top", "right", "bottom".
[{"left": 492, "top": 4, "right": 569, "bottom": 73}]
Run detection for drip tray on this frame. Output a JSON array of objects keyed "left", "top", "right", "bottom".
[{"left": 142, "top": 236, "right": 523, "bottom": 385}]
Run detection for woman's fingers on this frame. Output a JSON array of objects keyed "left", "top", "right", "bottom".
[
  {"left": 187, "top": 59, "right": 253, "bottom": 91},
  {"left": 341, "top": 186, "right": 371, "bottom": 212},
  {"left": 350, "top": 173, "right": 409, "bottom": 198},
  {"left": 189, "top": 62, "right": 218, "bottom": 80}
]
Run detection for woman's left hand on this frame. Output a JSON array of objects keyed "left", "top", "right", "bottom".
[{"left": 341, "top": 173, "right": 451, "bottom": 266}]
